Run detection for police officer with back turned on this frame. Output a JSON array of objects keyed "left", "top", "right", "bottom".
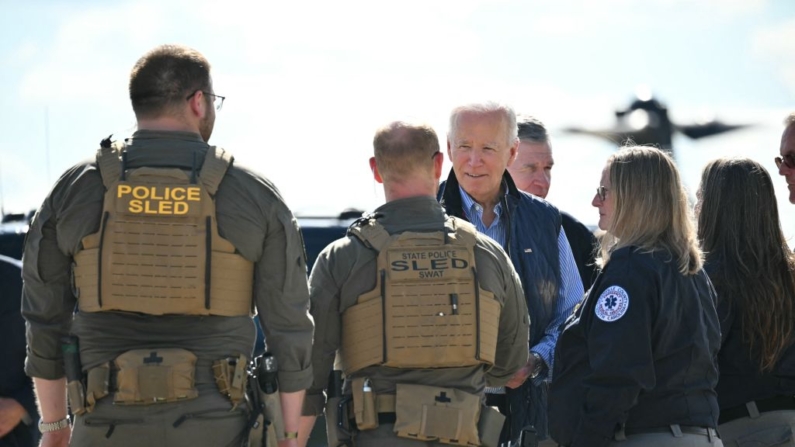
[
  {"left": 22, "top": 44, "right": 313, "bottom": 447},
  {"left": 299, "top": 121, "right": 529, "bottom": 447}
]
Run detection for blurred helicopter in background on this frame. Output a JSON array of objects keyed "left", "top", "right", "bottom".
[{"left": 564, "top": 87, "right": 751, "bottom": 158}]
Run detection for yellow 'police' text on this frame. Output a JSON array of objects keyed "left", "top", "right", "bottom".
[{"left": 117, "top": 185, "right": 201, "bottom": 215}]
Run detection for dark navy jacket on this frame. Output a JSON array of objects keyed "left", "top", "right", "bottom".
[
  {"left": 550, "top": 247, "right": 720, "bottom": 447},
  {"left": 704, "top": 260, "right": 795, "bottom": 414},
  {"left": 438, "top": 170, "right": 561, "bottom": 442}
]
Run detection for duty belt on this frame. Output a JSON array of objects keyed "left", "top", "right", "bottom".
[
  {"left": 616, "top": 424, "right": 719, "bottom": 442},
  {"left": 719, "top": 395, "right": 795, "bottom": 424}
]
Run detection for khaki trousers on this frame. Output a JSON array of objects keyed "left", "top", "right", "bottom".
[
  {"left": 718, "top": 409, "right": 795, "bottom": 447},
  {"left": 609, "top": 432, "right": 724, "bottom": 447}
]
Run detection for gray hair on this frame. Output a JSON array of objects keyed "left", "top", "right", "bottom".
[
  {"left": 786, "top": 112, "right": 795, "bottom": 126},
  {"left": 448, "top": 102, "right": 518, "bottom": 146},
  {"left": 517, "top": 115, "right": 550, "bottom": 144}
]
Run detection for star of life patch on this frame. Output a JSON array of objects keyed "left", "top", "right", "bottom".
[{"left": 595, "top": 285, "right": 629, "bottom": 322}]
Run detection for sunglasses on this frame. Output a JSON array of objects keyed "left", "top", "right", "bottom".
[
  {"left": 775, "top": 154, "right": 795, "bottom": 170},
  {"left": 596, "top": 186, "right": 608, "bottom": 201}
]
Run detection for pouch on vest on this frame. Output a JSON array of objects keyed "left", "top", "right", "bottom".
[
  {"left": 212, "top": 354, "right": 248, "bottom": 409},
  {"left": 341, "top": 217, "right": 501, "bottom": 374},
  {"left": 394, "top": 383, "right": 481, "bottom": 446},
  {"left": 477, "top": 406, "right": 506, "bottom": 447},
  {"left": 351, "top": 377, "right": 378, "bottom": 430},
  {"left": 85, "top": 362, "right": 110, "bottom": 413},
  {"left": 72, "top": 143, "right": 254, "bottom": 317},
  {"left": 113, "top": 348, "right": 199, "bottom": 405}
]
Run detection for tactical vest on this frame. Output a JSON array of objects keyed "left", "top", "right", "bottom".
[
  {"left": 340, "top": 217, "right": 501, "bottom": 375},
  {"left": 72, "top": 141, "right": 254, "bottom": 316}
]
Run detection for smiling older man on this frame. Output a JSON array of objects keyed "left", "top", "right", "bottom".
[{"left": 437, "top": 102, "right": 584, "bottom": 446}]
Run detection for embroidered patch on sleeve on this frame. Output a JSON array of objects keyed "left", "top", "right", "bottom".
[{"left": 595, "top": 285, "right": 629, "bottom": 322}]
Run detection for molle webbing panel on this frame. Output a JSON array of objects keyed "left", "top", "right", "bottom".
[
  {"left": 341, "top": 218, "right": 500, "bottom": 375},
  {"left": 73, "top": 145, "right": 253, "bottom": 316}
]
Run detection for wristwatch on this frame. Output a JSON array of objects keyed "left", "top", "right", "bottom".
[
  {"left": 38, "top": 417, "right": 70, "bottom": 433},
  {"left": 529, "top": 351, "right": 545, "bottom": 379}
]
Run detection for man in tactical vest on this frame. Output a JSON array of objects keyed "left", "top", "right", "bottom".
[
  {"left": 438, "top": 103, "right": 585, "bottom": 446},
  {"left": 21, "top": 44, "right": 313, "bottom": 447},
  {"left": 298, "top": 121, "right": 530, "bottom": 447}
]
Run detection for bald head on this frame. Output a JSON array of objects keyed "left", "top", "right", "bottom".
[
  {"left": 371, "top": 121, "right": 443, "bottom": 200},
  {"left": 373, "top": 122, "right": 440, "bottom": 182}
]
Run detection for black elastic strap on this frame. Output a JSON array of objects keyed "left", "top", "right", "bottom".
[
  {"left": 191, "top": 152, "right": 198, "bottom": 184},
  {"left": 473, "top": 267, "right": 481, "bottom": 360},
  {"left": 97, "top": 212, "right": 110, "bottom": 308},
  {"left": 120, "top": 151, "right": 127, "bottom": 181},
  {"left": 205, "top": 216, "right": 212, "bottom": 309},
  {"left": 380, "top": 269, "right": 387, "bottom": 362}
]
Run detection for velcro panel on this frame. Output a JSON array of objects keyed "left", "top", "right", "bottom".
[
  {"left": 383, "top": 243, "right": 480, "bottom": 368},
  {"left": 341, "top": 297, "right": 384, "bottom": 375},
  {"left": 74, "top": 248, "right": 100, "bottom": 311},
  {"left": 210, "top": 252, "right": 254, "bottom": 316},
  {"left": 478, "top": 290, "right": 501, "bottom": 365},
  {"left": 102, "top": 216, "right": 206, "bottom": 315},
  {"left": 384, "top": 282, "right": 478, "bottom": 368}
]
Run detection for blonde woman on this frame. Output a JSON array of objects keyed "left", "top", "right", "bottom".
[{"left": 549, "top": 147, "right": 722, "bottom": 447}]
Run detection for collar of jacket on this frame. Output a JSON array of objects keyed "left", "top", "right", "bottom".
[
  {"left": 437, "top": 169, "right": 521, "bottom": 219},
  {"left": 129, "top": 129, "right": 205, "bottom": 143}
]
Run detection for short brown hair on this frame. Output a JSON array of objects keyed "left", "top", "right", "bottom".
[
  {"left": 373, "top": 122, "right": 439, "bottom": 182},
  {"left": 129, "top": 44, "right": 211, "bottom": 118}
]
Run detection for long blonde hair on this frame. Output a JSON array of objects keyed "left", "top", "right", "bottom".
[{"left": 598, "top": 146, "right": 702, "bottom": 275}]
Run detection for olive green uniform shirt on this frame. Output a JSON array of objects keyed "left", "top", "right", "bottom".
[
  {"left": 304, "top": 196, "right": 529, "bottom": 415},
  {"left": 22, "top": 130, "right": 313, "bottom": 393}
]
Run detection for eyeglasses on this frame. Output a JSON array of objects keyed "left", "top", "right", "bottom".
[
  {"left": 775, "top": 154, "right": 795, "bottom": 170},
  {"left": 596, "top": 186, "right": 609, "bottom": 201},
  {"left": 186, "top": 90, "right": 225, "bottom": 111}
]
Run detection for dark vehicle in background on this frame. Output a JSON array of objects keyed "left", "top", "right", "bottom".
[{"left": 0, "top": 213, "right": 39, "bottom": 446}]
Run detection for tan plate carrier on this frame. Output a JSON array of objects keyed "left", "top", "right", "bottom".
[
  {"left": 73, "top": 142, "right": 254, "bottom": 316},
  {"left": 341, "top": 217, "right": 501, "bottom": 374}
]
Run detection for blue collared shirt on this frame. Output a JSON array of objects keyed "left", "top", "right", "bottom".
[{"left": 459, "top": 186, "right": 584, "bottom": 383}]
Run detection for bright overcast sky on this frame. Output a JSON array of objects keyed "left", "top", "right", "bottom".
[{"left": 1, "top": 0, "right": 794, "bottom": 236}]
